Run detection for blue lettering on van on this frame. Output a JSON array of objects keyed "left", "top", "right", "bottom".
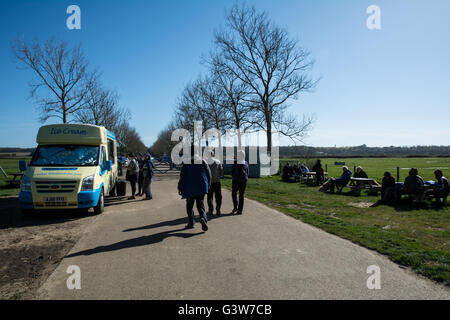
[{"left": 50, "top": 128, "right": 88, "bottom": 135}]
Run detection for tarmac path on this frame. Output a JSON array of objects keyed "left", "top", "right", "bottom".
[{"left": 38, "top": 172, "right": 449, "bottom": 299}]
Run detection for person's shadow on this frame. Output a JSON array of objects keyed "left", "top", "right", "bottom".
[{"left": 65, "top": 226, "right": 203, "bottom": 258}]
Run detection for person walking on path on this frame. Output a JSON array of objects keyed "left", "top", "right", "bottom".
[
  {"left": 126, "top": 153, "right": 139, "bottom": 200},
  {"left": 178, "top": 147, "right": 211, "bottom": 231},
  {"left": 207, "top": 152, "right": 224, "bottom": 216},
  {"left": 231, "top": 150, "right": 249, "bottom": 215},
  {"left": 137, "top": 153, "right": 145, "bottom": 196},
  {"left": 142, "top": 153, "right": 155, "bottom": 200}
]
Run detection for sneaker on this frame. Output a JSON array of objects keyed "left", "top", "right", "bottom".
[
  {"left": 143, "top": 197, "right": 152, "bottom": 200},
  {"left": 216, "top": 209, "right": 221, "bottom": 216},
  {"left": 128, "top": 196, "right": 136, "bottom": 200},
  {"left": 200, "top": 218, "right": 208, "bottom": 231},
  {"left": 236, "top": 211, "right": 243, "bottom": 215},
  {"left": 207, "top": 210, "right": 213, "bottom": 216},
  {"left": 231, "top": 208, "right": 238, "bottom": 215}
]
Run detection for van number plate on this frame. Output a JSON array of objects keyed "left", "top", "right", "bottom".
[{"left": 45, "top": 197, "right": 66, "bottom": 202}]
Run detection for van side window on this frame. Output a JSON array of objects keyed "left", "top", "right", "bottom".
[
  {"left": 101, "top": 146, "right": 106, "bottom": 168},
  {"left": 108, "top": 139, "right": 115, "bottom": 164}
]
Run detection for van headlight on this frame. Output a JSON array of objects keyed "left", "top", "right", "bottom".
[
  {"left": 21, "top": 175, "right": 31, "bottom": 192},
  {"left": 81, "top": 175, "right": 94, "bottom": 191}
]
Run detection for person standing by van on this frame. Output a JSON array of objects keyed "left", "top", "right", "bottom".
[
  {"left": 178, "top": 146, "right": 211, "bottom": 231},
  {"left": 126, "top": 153, "right": 139, "bottom": 200},
  {"left": 231, "top": 150, "right": 249, "bottom": 215},
  {"left": 142, "top": 153, "right": 155, "bottom": 200},
  {"left": 137, "top": 153, "right": 145, "bottom": 196},
  {"left": 207, "top": 152, "right": 224, "bottom": 216}
]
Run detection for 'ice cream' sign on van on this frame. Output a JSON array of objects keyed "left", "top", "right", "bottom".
[{"left": 50, "top": 128, "right": 88, "bottom": 135}]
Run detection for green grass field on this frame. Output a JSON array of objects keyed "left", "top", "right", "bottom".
[
  {"left": 223, "top": 157, "right": 450, "bottom": 285},
  {"left": 0, "top": 158, "right": 28, "bottom": 196}
]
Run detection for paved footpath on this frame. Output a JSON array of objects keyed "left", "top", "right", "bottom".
[{"left": 38, "top": 173, "right": 449, "bottom": 299}]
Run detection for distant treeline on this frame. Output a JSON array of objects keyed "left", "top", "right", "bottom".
[{"left": 280, "top": 145, "right": 450, "bottom": 158}]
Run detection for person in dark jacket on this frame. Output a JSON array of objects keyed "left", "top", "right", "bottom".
[
  {"left": 207, "top": 152, "right": 224, "bottom": 216},
  {"left": 396, "top": 168, "right": 425, "bottom": 201},
  {"left": 311, "top": 159, "right": 325, "bottom": 185},
  {"left": 126, "top": 153, "right": 139, "bottom": 199},
  {"left": 137, "top": 153, "right": 145, "bottom": 196},
  {"left": 178, "top": 146, "right": 211, "bottom": 231},
  {"left": 354, "top": 166, "right": 369, "bottom": 178},
  {"left": 319, "top": 166, "right": 352, "bottom": 193},
  {"left": 381, "top": 171, "right": 396, "bottom": 202},
  {"left": 282, "top": 162, "right": 293, "bottom": 182},
  {"left": 142, "top": 153, "right": 155, "bottom": 200},
  {"left": 231, "top": 150, "right": 249, "bottom": 215}
]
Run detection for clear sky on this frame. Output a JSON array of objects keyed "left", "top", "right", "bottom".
[{"left": 1, "top": 0, "right": 449, "bottom": 148}]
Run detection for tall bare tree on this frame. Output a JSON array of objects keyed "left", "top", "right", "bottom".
[
  {"left": 11, "top": 37, "right": 97, "bottom": 123},
  {"left": 209, "top": 54, "right": 254, "bottom": 148},
  {"left": 75, "top": 82, "right": 131, "bottom": 133},
  {"left": 214, "top": 4, "right": 317, "bottom": 150}
]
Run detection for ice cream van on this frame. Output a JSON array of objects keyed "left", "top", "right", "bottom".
[{"left": 19, "top": 124, "right": 120, "bottom": 215}]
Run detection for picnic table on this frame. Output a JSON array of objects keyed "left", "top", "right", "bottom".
[
  {"left": 301, "top": 171, "right": 328, "bottom": 185},
  {"left": 5, "top": 173, "right": 24, "bottom": 186},
  {"left": 336, "top": 177, "right": 381, "bottom": 195}
]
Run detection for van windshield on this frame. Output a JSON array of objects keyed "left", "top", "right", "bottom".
[{"left": 31, "top": 145, "right": 99, "bottom": 167}]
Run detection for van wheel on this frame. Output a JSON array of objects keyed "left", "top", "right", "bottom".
[{"left": 94, "top": 189, "right": 105, "bottom": 215}]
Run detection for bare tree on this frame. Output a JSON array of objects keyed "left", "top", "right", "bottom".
[
  {"left": 149, "top": 122, "right": 178, "bottom": 156},
  {"left": 11, "top": 37, "right": 97, "bottom": 123},
  {"left": 115, "top": 121, "right": 147, "bottom": 155},
  {"left": 209, "top": 53, "right": 254, "bottom": 148},
  {"left": 214, "top": 4, "right": 318, "bottom": 150},
  {"left": 75, "top": 81, "right": 131, "bottom": 133}
]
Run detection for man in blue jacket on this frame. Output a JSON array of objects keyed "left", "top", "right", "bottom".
[{"left": 178, "top": 146, "right": 211, "bottom": 231}]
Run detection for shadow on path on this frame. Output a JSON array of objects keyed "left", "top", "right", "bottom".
[{"left": 65, "top": 227, "right": 203, "bottom": 258}]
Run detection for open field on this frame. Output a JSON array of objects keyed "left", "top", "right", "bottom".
[{"left": 223, "top": 157, "right": 450, "bottom": 285}]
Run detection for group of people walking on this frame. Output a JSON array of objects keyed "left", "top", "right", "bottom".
[
  {"left": 177, "top": 148, "right": 249, "bottom": 231},
  {"left": 125, "top": 152, "right": 155, "bottom": 200}
]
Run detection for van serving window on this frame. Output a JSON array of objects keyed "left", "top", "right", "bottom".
[{"left": 108, "top": 139, "right": 115, "bottom": 164}]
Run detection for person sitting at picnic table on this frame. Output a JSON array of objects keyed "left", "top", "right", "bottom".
[
  {"left": 381, "top": 171, "right": 396, "bottom": 203},
  {"left": 282, "top": 162, "right": 294, "bottom": 182},
  {"left": 300, "top": 163, "right": 309, "bottom": 174},
  {"left": 396, "top": 168, "right": 425, "bottom": 201},
  {"left": 311, "top": 159, "right": 325, "bottom": 185},
  {"left": 354, "top": 166, "right": 369, "bottom": 178},
  {"left": 292, "top": 164, "right": 301, "bottom": 181},
  {"left": 425, "top": 170, "right": 449, "bottom": 204},
  {"left": 319, "top": 166, "right": 352, "bottom": 194}
]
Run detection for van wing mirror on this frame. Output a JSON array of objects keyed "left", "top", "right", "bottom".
[
  {"left": 19, "top": 160, "right": 27, "bottom": 172},
  {"left": 105, "top": 160, "right": 112, "bottom": 172}
]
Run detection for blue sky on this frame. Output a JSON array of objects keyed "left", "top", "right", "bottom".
[{"left": 1, "top": 0, "right": 449, "bottom": 148}]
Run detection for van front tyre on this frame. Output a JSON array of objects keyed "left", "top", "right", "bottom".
[{"left": 94, "top": 189, "right": 105, "bottom": 215}]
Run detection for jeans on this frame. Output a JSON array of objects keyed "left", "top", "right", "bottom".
[
  {"left": 138, "top": 171, "right": 144, "bottom": 194},
  {"left": 186, "top": 195, "right": 207, "bottom": 226},
  {"left": 207, "top": 182, "right": 222, "bottom": 212},
  {"left": 232, "top": 180, "right": 247, "bottom": 213}
]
